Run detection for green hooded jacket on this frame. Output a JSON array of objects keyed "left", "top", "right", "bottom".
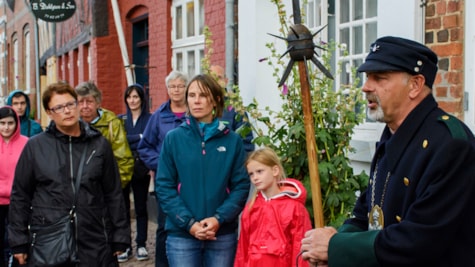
[{"left": 90, "top": 108, "right": 134, "bottom": 188}]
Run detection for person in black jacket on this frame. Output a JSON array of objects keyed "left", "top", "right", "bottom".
[
  {"left": 301, "top": 36, "right": 475, "bottom": 266},
  {"left": 8, "top": 82, "right": 130, "bottom": 266}
]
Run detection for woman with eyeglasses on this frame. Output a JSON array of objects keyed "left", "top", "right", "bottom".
[
  {"left": 137, "top": 70, "right": 188, "bottom": 267},
  {"left": 0, "top": 106, "right": 28, "bottom": 267},
  {"left": 8, "top": 82, "right": 130, "bottom": 266}
]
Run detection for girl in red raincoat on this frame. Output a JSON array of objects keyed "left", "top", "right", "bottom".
[{"left": 234, "top": 147, "right": 312, "bottom": 267}]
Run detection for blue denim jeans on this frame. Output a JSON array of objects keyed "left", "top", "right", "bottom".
[{"left": 166, "top": 233, "right": 237, "bottom": 267}]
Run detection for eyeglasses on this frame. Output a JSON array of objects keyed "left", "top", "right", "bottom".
[
  {"left": 168, "top": 85, "right": 186, "bottom": 89},
  {"left": 49, "top": 101, "right": 78, "bottom": 114}
]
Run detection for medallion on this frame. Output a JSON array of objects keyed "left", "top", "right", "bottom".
[{"left": 369, "top": 205, "right": 384, "bottom": 230}]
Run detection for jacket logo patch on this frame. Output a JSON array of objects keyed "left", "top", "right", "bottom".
[{"left": 217, "top": 146, "right": 226, "bottom": 152}]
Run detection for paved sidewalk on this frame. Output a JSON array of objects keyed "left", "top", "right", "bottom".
[
  {"left": 119, "top": 219, "right": 157, "bottom": 267},
  {"left": 119, "top": 194, "right": 158, "bottom": 267}
]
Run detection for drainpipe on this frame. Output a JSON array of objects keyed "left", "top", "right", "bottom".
[
  {"left": 24, "top": 0, "right": 41, "bottom": 120},
  {"left": 111, "top": 0, "right": 134, "bottom": 85},
  {"left": 225, "top": 0, "right": 234, "bottom": 91},
  {"left": 33, "top": 18, "right": 40, "bottom": 119}
]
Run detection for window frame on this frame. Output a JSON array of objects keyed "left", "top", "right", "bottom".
[
  {"left": 12, "top": 34, "right": 19, "bottom": 90},
  {"left": 24, "top": 27, "right": 31, "bottom": 91},
  {"left": 171, "top": 0, "right": 205, "bottom": 77}
]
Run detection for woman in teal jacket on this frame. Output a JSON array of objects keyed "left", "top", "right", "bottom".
[{"left": 156, "top": 74, "right": 250, "bottom": 267}]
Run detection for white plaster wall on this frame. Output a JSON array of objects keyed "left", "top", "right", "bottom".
[
  {"left": 238, "top": 1, "right": 292, "bottom": 134},
  {"left": 377, "top": 0, "right": 424, "bottom": 41}
]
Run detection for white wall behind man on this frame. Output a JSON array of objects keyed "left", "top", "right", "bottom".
[{"left": 238, "top": 0, "right": 291, "bottom": 133}]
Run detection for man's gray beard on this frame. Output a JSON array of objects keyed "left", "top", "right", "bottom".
[{"left": 367, "top": 105, "right": 384, "bottom": 122}]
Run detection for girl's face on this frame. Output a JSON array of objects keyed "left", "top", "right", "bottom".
[
  {"left": 246, "top": 159, "right": 281, "bottom": 197},
  {"left": 126, "top": 89, "right": 142, "bottom": 112},
  {"left": 186, "top": 81, "right": 215, "bottom": 123},
  {"left": 0, "top": 116, "right": 16, "bottom": 140}
]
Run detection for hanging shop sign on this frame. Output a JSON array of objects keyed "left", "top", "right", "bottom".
[{"left": 30, "top": 0, "right": 77, "bottom": 22}]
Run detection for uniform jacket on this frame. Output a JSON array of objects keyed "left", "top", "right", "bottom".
[
  {"left": 234, "top": 178, "right": 312, "bottom": 267},
  {"left": 329, "top": 94, "right": 475, "bottom": 266},
  {"left": 6, "top": 90, "right": 43, "bottom": 137},
  {"left": 137, "top": 100, "right": 185, "bottom": 171},
  {"left": 0, "top": 107, "right": 28, "bottom": 205},
  {"left": 156, "top": 116, "right": 250, "bottom": 238},
  {"left": 91, "top": 108, "right": 134, "bottom": 188},
  {"left": 8, "top": 120, "right": 131, "bottom": 267}
]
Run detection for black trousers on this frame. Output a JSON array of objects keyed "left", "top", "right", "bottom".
[{"left": 123, "top": 157, "right": 150, "bottom": 248}]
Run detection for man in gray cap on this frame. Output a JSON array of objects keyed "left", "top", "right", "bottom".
[{"left": 300, "top": 36, "right": 475, "bottom": 266}]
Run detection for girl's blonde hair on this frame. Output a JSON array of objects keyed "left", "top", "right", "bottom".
[{"left": 246, "top": 147, "right": 286, "bottom": 211}]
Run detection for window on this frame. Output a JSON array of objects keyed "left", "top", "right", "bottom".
[
  {"left": 334, "top": 0, "right": 377, "bottom": 93},
  {"left": 304, "top": 0, "right": 322, "bottom": 29},
  {"left": 24, "top": 30, "right": 31, "bottom": 91},
  {"left": 13, "top": 36, "right": 19, "bottom": 89},
  {"left": 172, "top": 0, "right": 204, "bottom": 77}
]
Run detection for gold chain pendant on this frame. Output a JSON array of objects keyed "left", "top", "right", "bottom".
[{"left": 369, "top": 205, "right": 384, "bottom": 230}]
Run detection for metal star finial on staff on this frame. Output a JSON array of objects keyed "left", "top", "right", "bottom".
[
  {"left": 269, "top": 0, "right": 333, "bottom": 87},
  {"left": 268, "top": 0, "right": 332, "bottom": 228}
]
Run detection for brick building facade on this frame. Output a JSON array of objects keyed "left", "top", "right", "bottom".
[
  {"left": 0, "top": 0, "right": 470, "bottom": 125},
  {"left": 0, "top": 0, "right": 232, "bottom": 123},
  {"left": 426, "top": 0, "right": 465, "bottom": 118}
]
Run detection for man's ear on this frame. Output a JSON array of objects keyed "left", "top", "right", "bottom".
[{"left": 408, "top": 74, "right": 426, "bottom": 99}]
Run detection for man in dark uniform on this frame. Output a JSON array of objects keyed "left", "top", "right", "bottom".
[{"left": 300, "top": 36, "right": 475, "bottom": 266}]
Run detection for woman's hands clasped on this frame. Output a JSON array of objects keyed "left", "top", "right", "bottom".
[{"left": 189, "top": 217, "right": 220, "bottom": 241}]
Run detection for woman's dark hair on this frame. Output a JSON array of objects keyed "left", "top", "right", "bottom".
[
  {"left": 0, "top": 106, "right": 19, "bottom": 126},
  {"left": 185, "top": 74, "right": 224, "bottom": 118},
  {"left": 124, "top": 83, "right": 147, "bottom": 110}
]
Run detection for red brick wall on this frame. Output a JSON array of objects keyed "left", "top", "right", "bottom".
[
  {"left": 205, "top": 0, "right": 226, "bottom": 68},
  {"left": 51, "top": 0, "right": 172, "bottom": 114},
  {"left": 7, "top": 1, "right": 228, "bottom": 114},
  {"left": 91, "top": 0, "right": 172, "bottom": 113},
  {"left": 425, "top": 0, "right": 465, "bottom": 118},
  {"left": 147, "top": 0, "right": 172, "bottom": 111}
]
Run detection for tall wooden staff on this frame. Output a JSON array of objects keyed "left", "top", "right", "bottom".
[{"left": 271, "top": 0, "right": 333, "bottom": 227}]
